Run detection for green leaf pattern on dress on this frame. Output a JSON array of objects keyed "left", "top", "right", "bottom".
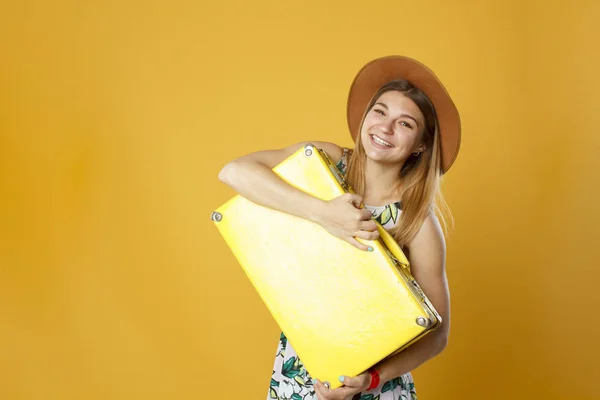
[
  {"left": 382, "top": 377, "right": 401, "bottom": 393},
  {"left": 268, "top": 333, "right": 416, "bottom": 400},
  {"left": 359, "top": 394, "right": 381, "bottom": 400},
  {"left": 370, "top": 202, "right": 401, "bottom": 227}
]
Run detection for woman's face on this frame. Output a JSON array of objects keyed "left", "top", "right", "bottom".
[{"left": 360, "top": 90, "right": 426, "bottom": 165}]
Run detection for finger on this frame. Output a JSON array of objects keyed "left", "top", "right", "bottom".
[
  {"left": 359, "top": 209, "right": 374, "bottom": 220},
  {"left": 314, "top": 387, "right": 326, "bottom": 400},
  {"left": 338, "top": 375, "right": 365, "bottom": 388},
  {"left": 328, "top": 385, "right": 362, "bottom": 399},
  {"left": 314, "top": 379, "right": 328, "bottom": 392},
  {"left": 346, "top": 236, "right": 372, "bottom": 252},
  {"left": 359, "top": 220, "right": 378, "bottom": 232},
  {"left": 313, "top": 380, "right": 330, "bottom": 399},
  {"left": 316, "top": 378, "right": 358, "bottom": 400},
  {"left": 344, "top": 193, "right": 363, "bottom": 208},
  {"left": 353, "top": 230, "right": 379, "bottom": 241},
  {"left": 313, "top": 380, "right": 324, "bottom": 398},
  {"left": 314, "top": 386, "right": 325, "bottom": 400}
]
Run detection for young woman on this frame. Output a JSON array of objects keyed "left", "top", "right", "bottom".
[{"left": 218, "top": 56, "right": 461, "bottom": 400}]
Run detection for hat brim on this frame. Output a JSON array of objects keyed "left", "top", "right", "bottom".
[{"left": 347, "top": 56, "right": 461, "bottom": 174}]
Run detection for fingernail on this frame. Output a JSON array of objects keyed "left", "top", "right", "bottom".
[
  {"left": 367, "top": 247, "right": 373, "bottom": 252},
  {"left": 338, "top": 375, "right": 345, "bottom": 382}
]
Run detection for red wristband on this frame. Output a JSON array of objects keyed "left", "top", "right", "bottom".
[{"left": 367, "top": 369, "right": 380, "bottom": 390}]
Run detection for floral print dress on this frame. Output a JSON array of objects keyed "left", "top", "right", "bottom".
[{"left": 267, "top": 148, "right": 418, "bottom": 400}]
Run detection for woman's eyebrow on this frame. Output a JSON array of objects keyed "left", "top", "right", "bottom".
[
  {"left": 375, "top": 102, "right": 420, "bottom": 127},
  {"left": 400, "top": 114, "right": 419, "bottom": 127}
]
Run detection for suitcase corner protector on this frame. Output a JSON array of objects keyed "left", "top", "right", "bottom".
[
  {"left": 303, "top": 143, "right": 317, "bottom": 157},
  {"left": 211, "top": 211, "right": 223, "bottom": 222}
]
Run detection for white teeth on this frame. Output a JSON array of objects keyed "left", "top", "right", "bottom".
[{"left": 372, "top": 135, "right": 393, "bottom": 147}]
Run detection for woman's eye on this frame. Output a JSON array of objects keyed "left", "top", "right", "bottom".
[
  {"left": 373, "top": 109, "right": 385, "bottom": 115},
  {"left": 400, "top": 121, "right": 412, "bottom": 129}
]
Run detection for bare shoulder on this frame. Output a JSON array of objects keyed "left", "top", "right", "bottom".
[
  {"left": 410, "top": 211, "right": 446, "bottom": 248},
  {"left": 406, "top": 211, "right": 447, "bottom": 273},
  {"left": 311, "top": 141, "right": 345, "bottom": 163}
]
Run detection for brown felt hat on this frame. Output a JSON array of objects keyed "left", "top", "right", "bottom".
[{"left": 347, "top": 55, "right": 461, "bottom": 174}]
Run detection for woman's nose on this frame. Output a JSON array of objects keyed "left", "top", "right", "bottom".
[{"left": 378, "top": 120, "right": 394, "bottom": 134}]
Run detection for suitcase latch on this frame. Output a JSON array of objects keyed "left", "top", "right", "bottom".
[{"left": 385, "top": 249, "right": 409, "bottom": 270}]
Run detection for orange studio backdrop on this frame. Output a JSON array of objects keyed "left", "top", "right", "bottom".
[{"left": 1, "top": 0, "right": 599, "bottom": 399}]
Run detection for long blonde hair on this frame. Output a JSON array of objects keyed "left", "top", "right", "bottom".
[{"left": 345, "top": 80, "right": 453, "bottom": 246}]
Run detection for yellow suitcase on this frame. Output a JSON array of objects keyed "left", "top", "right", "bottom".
[{"left": 211, "top": 144, "right": 441, "bottom": 389}]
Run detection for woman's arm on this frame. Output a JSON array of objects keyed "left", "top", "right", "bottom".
[
  {"left": 218, "top": 141, "right": 342, "bottom": 224},
  {"left": 218, "top": 141, "right": 379, "bottom": 250},
  {"left": 373, "top": 211, "right": 450, "bottom": 381}
]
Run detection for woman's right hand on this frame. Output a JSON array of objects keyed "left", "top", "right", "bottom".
[{"left": 315, "top": 193, "right": 380, "bottom": 251}]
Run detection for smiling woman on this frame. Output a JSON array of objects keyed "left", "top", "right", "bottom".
[
  {"left": 217, "top": 55, "right": 461, "bottom": 400},
  {"left": 347, "top": 78, "right": 449, "bottom": 247}
]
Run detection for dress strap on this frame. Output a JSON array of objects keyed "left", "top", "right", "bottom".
[{"left": 336, "top": 147, "right": 352, "bottom": 176}]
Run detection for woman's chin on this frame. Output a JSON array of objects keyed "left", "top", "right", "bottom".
[
  {"left": 364, "top": 150, "right": 391, "bottom": 163},
  {"left": 364, "top": 148, "right": 408, "bottom": 165}
]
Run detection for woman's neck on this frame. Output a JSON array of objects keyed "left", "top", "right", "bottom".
[{"left": 362, "top": 159, "right": 404, "bottom": 206}]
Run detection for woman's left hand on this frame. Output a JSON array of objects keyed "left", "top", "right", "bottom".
[{"left": 313, "top": 372, "right": 371, "bottom": 400}]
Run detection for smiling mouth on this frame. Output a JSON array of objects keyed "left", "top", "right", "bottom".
[{"left": 370, "top": 134, "right": 394, "bottom": 148}]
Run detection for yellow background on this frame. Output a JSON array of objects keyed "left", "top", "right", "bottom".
[{"left": 1, "top": 0, "right": 599, "bottom": 399}]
